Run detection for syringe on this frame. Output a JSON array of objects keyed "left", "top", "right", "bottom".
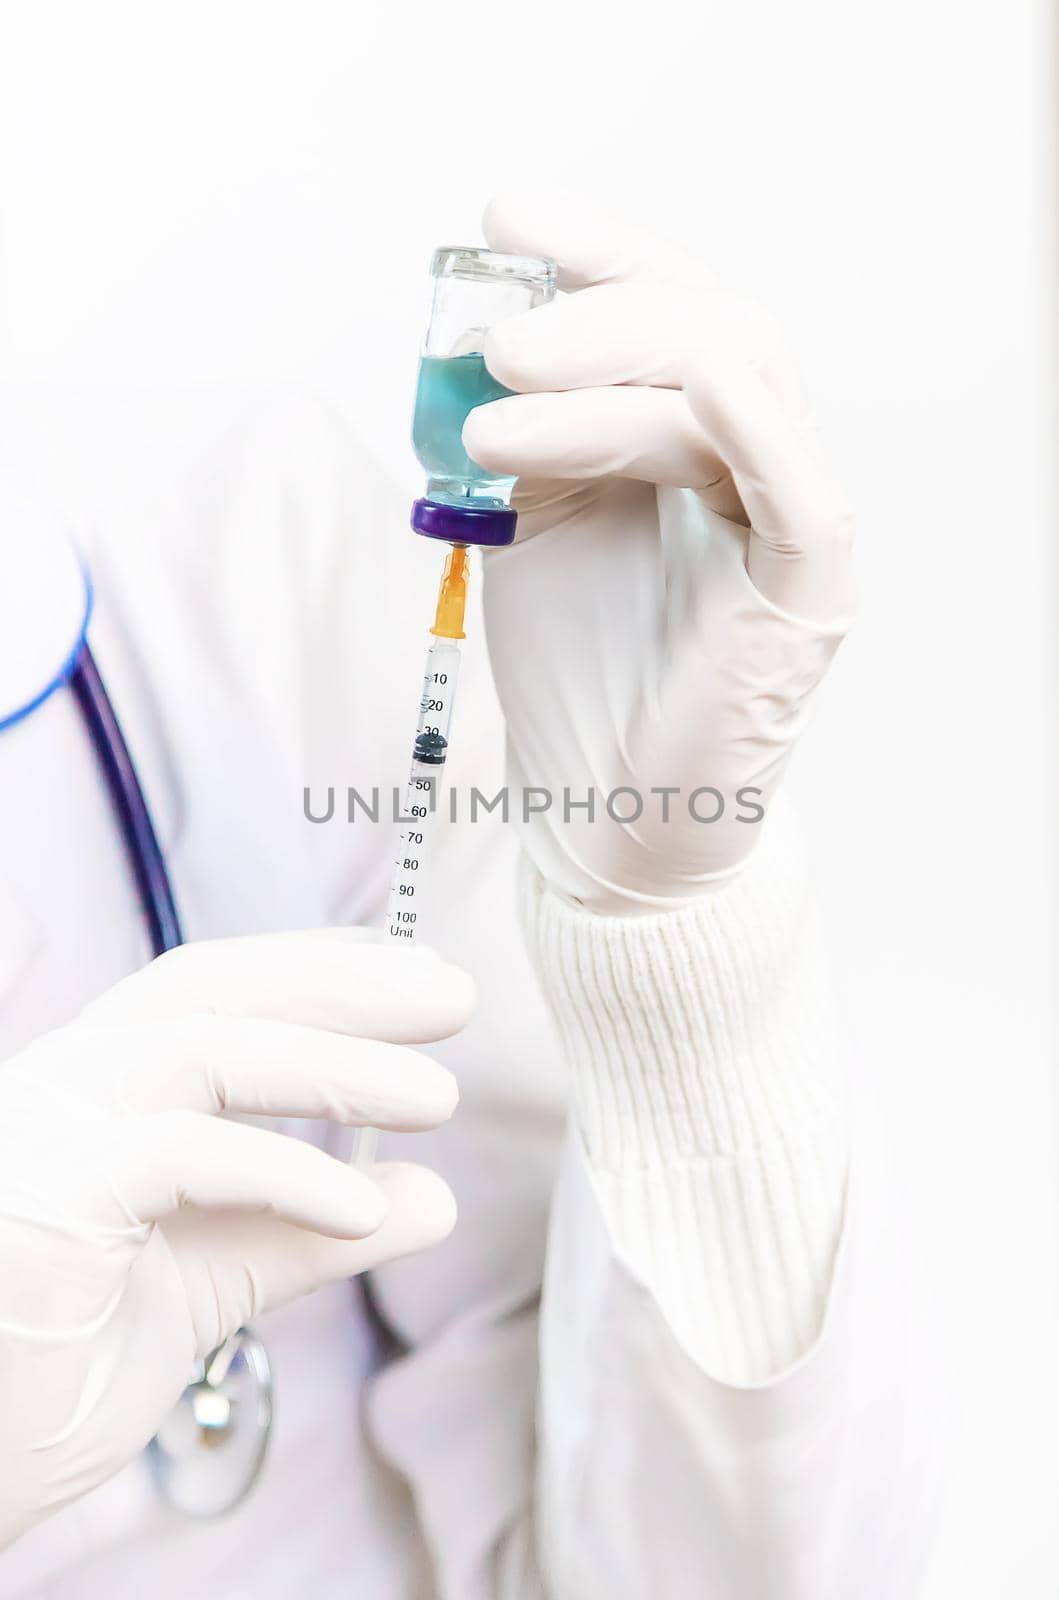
[
  {"left": 347, "top": 246, "right": 554, "bottom": 1172},
  {"left": 350, "top": 544, "right": 468, "bottom": 1170}
]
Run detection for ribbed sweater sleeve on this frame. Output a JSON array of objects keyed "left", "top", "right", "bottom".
[{"left": 519, "top": 812, "right": 848, "bottom": 1384}]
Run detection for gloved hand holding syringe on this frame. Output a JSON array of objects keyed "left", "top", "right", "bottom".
[{"left": 350, "top": 246, "right": 557, "bottom": 1169}]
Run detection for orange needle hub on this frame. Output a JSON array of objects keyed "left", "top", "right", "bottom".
[{"left": 431, "top": 544, "right": 469, "bottom": 640}]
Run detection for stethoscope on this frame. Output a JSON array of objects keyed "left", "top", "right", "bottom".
[{"left": 2, "top": 571, "right": 273, "bottom": 1518}]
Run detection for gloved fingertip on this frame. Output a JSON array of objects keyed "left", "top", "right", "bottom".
[
  {"left": 466, "top": 394, "right": 534, "bottom": 478},
  {"left": 434, "top": 965, "right": 477, "bottom": 1036},
  {"left": 372, "top": 1162, "right": 458, "bottom": 1245},
  {"left": 348, "top": 1175, "right": 390, "bottom": 1236},
  {"left": 461, "top": 404, "right": 500, "bottom": 468},
  {"left": 481, "top": 190, "right": 513, "bottom": 246},
  {"left": 430, "top": 1064, "right": 461, "bottom": 1122},
  {"left": 480, "top": 320, "right": 530, "bottom": 393},
  {"left": 482, "top": 188, "right": 547, "bottom": 255},
  {"left": 379, "top": 938, "right": 453, "bottom": 971}
]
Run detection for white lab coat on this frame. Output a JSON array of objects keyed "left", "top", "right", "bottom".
[{"left": 0, "top": 398, "right": 943, "bottom": 1597}]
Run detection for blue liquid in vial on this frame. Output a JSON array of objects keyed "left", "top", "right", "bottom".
[{"left": 412, "top": 353, "right": 514, "bottom": 508}]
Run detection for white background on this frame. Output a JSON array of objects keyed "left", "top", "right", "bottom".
[{"left": 0, "top": 1, "right": 1055, "bottom": 1594}]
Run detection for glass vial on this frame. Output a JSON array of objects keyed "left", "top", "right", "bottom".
[{"left": 412, "top": 247, "right": 557, "bottom": 511}]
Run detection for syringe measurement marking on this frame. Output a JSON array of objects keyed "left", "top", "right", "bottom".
[
  {"left": 385, "top": 652, "right": 457, "bottom": 941},
  {"left": 353, "top": 557, "right": 466, "bottom": 1170},
  {"left": 387, "top": 789, "right": 435, "bottom": 938}
]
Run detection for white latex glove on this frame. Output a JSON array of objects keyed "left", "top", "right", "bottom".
[
  {"left": 467, "top": 192, "right": 856, "bottom": 912},
  {"left": 0, "top": 932, "right": 470, "bottom": 1546}
]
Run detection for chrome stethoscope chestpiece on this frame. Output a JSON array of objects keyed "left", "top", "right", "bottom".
[{"left": 148, "top": 1328, "right": 273, "bottom": 1518}]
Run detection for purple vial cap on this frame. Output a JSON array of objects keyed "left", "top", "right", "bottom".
[{"left": 411, "top": 497, "right": 517, "bottom": 548}]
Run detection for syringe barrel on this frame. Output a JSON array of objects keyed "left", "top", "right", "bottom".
[
  {"left": 385, "top": 637, "right": 461, "bottom": 944},
  {"left": 351, "top": 636, "right": 462, "bottom": 1172}
]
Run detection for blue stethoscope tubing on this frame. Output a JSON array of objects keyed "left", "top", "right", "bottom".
[
  {"left": 68, "top": 640, "right": 184, "bottom": 957},
  {"left": 0, "top": 569, "right": 182, "bottom": 956}
]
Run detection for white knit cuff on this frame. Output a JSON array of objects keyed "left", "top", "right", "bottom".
[{"left": 520, "top": 811, "right": 849, "bottom": 1383}]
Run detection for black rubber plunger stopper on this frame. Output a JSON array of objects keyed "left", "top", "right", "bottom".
[{"left": 413, "top": 730, "right": 448, "bottom": 766}]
